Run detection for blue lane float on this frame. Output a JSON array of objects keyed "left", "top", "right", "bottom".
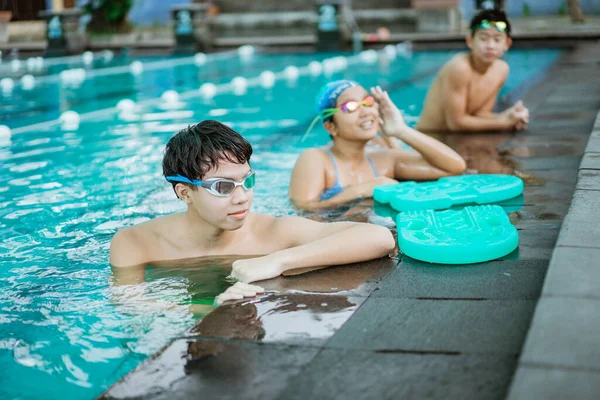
[
  {"left": 396, "top": 205, "right": 519, "bottom": 264},
  {"left": 374, "top": 174, "right": 524, "bottom": 212}
]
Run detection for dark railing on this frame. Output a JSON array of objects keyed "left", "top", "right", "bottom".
[{"left": 0, "top": 0, "right": 47, "bottom": 21}]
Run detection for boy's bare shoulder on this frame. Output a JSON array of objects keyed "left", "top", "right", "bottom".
[
  {"left": 248, "top": 212, "right": 278, "bottom": 232},
  {"left": 435, "top": 54, "right": 472, "bottom": 88},
  {"left": 250, "top": 213, "right": 308, "bottom": 236},
  {"left": 244, "top": 212, "right": 291, "bottom": 245},
  {"left": 444, "top": 53, "right": 473, "bottom": 76},
  {"left": 109, "top": 225, "right": 146, "bottom": 267},
  {"left": 109, "top": 215, "right": 176, "bottom": 267},
  {"left": 494, "top": 59, "right": 510, "bottom": 75},
  {"left": 116, "top": 215, "right": 173, "bottom": 240}
]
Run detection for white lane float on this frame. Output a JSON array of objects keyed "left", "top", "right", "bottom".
[
  {"left": 284, "top": 66, "right": 299, "bottom": 81},
  {"left": 308, "top": 61, "right": 322, "bottom": 76},
  {"left": 21, "top": 75, "right": 35, "bottom": 91},
  {"left": 159, "top": 90, "right": 185, "bottom": 110},
  {"left": 259, "top": 71, "right": 276, "bottom": 89},
  {"left": 199, "top": 82, "right": 217, "bottom": 99},
  {"left": 82, "top": 51, "right": 94, "bottom": 66},
  {"left": 130, "top": 61, "right": 144, "bottom": 75},
  {"left": 0, "top": 78, "right": 14, "bottom": 94},
  {"left": 59, "top": 111, "right": 81, "bottom": 131},
  {"left": 231, "top": 76, "right": 248, "bottom": 95},
  {"left": 194, "top": 53, "right": 207, "bottom": 66}
]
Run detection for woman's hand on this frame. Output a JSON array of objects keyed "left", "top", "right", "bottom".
[
  {"left": 214, "top": 282, "right": 265, "bottom": 306},
  {"left": 371, "top": 86, "right": 406, "bottom": 138},
  {"left": 231, "top": 255, "right": 284, "bottom": 283}
]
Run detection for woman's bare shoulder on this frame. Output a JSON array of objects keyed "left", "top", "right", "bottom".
[{"left": 296, "top": 147, "right": 329, "bottom": 162}]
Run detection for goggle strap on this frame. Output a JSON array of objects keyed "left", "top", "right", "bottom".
[
  {"left": 300, "top": 109, "right": 337, "bottom": 143},
  {"left": 165, "top": 175, "right": 195, "bottom": 185}
]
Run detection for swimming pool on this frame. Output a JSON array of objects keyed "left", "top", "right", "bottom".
[{"left": 0, "top": 46, "right": 561, "bottom": 399}]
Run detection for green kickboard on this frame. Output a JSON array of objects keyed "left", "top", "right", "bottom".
[
  {"left": 396, "top": 205, "right": 519, "bottom": 264},
  {"left": 374, "top": 174, "right": 523, "bottom": 212}
]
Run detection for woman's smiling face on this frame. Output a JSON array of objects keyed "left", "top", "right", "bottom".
[{"left": 326, "top": 86, "right": 380, "bottom": 142}]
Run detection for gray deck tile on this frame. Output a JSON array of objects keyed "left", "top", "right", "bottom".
[
  {"left": 520, "top": 297, "right": 600, "bottom": 370},
  {"left": 543, "top": 246, "right": 600, "bottom": 299},
  {"left": 326, "top": 298, "right": 535, "bottom": 354},
  {"left": 508, "top": 365, "right": 600, "bottom": 400},
  {"left": 279, "top": 349, "right": 517, "bottom": 400},
  {"left": 374, "top": 258, "right": 548, "bottom": 300}
]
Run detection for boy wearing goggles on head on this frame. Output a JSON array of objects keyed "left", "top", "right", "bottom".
[
  {"left": 109, "top": 120, "right": 395, "bottom": 302},
  {"left": 418, "top": 9, "right": 529, "bottom": 133}
]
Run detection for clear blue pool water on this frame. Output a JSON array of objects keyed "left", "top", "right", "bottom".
[{"left": 0, "top": 47, "right": 561, "bottom": 399}]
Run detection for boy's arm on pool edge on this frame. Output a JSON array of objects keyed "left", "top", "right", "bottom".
[
  {"left": 473, "top": 64, "right": 510, "bottom": 119},
  {"left": 230, "top": 218, "right": 396, "bottom": 283},
  {"left": 442, "top": 62, "right": 514, "bottom": 131}
]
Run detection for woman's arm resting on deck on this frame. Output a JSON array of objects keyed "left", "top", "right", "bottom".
[
  {"left": 371, "top": 86, "right": 466, "bottom": 179},
  {"left": 230, "top": 217, "right": 395, "bottom": 283},
  {"left": 391, "top": 124, "right": 466, "bottom": 178}
]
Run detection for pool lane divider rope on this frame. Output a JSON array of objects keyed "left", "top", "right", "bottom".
[
  {"left": 11, "top": 45, "right": 412, "bottom": 135},
  {"left": 2, "top": 50, "right": 238, "bottom": 89}
]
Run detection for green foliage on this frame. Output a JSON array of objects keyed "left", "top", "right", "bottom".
[
  {"left": 83, "top": 0, "right": 133, "bottom": 21},
  {"left": 558, "top": 1, "right": 567, "bottom": 16},
  {"left": 82, "top": 0, "right": 134, "bottom": 33},
  {"left": 522, "top": 2, "right": 531, "bottom": 17}
]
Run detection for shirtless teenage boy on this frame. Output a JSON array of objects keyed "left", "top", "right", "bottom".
[
  {"left": 109, "top": 121, "right": 395, "bottom": 301},
  {"left": 417, "top": 9, "right": 529, "bottom": 133}
]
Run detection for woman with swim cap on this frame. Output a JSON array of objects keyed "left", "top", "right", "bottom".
[{"left": 289, "top": 80, "right": 466, "bottom": 210}]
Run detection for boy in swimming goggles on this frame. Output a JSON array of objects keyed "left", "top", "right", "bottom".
[
  {"left": 418, "top": 8, "right": 529, "bottom": 133},
  {"left": 109, "top": 120, "right": 396, "bottom": 304}
]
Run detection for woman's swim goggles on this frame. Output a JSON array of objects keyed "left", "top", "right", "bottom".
[
  {"left": 166, "top": 170, "right": 256, "bottom": 197},
  {"left": 473, "top": 20, "right": 508, "bottom": 34},
  {"left": 302, "top": 95, "right": 375, "bottom": 142}
]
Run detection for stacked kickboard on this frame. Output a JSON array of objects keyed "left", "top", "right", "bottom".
[{"left": 374, "top": 175, "right": 523, "bottom": 264}]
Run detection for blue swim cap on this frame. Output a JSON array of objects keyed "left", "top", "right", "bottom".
[
  {"left": 301, "top": 80, "right": 359, "bottom": 143},
  {"left": 315, "top": 80, "right": 358, "bottom": 122}
]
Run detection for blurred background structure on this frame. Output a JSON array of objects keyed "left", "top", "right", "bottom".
[{"left": 1, "top": 0, "right": 599, "bottom": 55}]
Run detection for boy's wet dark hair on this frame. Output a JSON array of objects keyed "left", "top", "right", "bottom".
[
  {"left": 163, "top": 120, "right": 253, "bottom": 194},
  {"left": 470, "top": 8, "right": 512, "bottom": 37}
]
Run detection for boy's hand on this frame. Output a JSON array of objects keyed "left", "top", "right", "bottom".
[
  {"left": 231, "top": 256, "right": 284, "bottom": 283},
  {"left": 504, "top": 100, "right": 529, "bottom": 131},
  {"left": 371, "top": 86, "right": 406, "bottom": 138},
  {"left": 214, "top": 282, "right": 265, "bottom": 306}
]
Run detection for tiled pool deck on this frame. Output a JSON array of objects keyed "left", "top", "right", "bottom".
[
  {"left": 101, "top": 42, "right": 600, "bottom": 399},
  {"left": 508, "top": 43, "right": 600, "bottom": 400}
]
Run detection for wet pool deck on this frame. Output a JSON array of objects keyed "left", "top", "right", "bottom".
[
  {"left": 507, "top": 43, "right": 600, "bottom": 399},
  {"left": 101, "top": 42, "right": 600, "bottom": 400}
]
